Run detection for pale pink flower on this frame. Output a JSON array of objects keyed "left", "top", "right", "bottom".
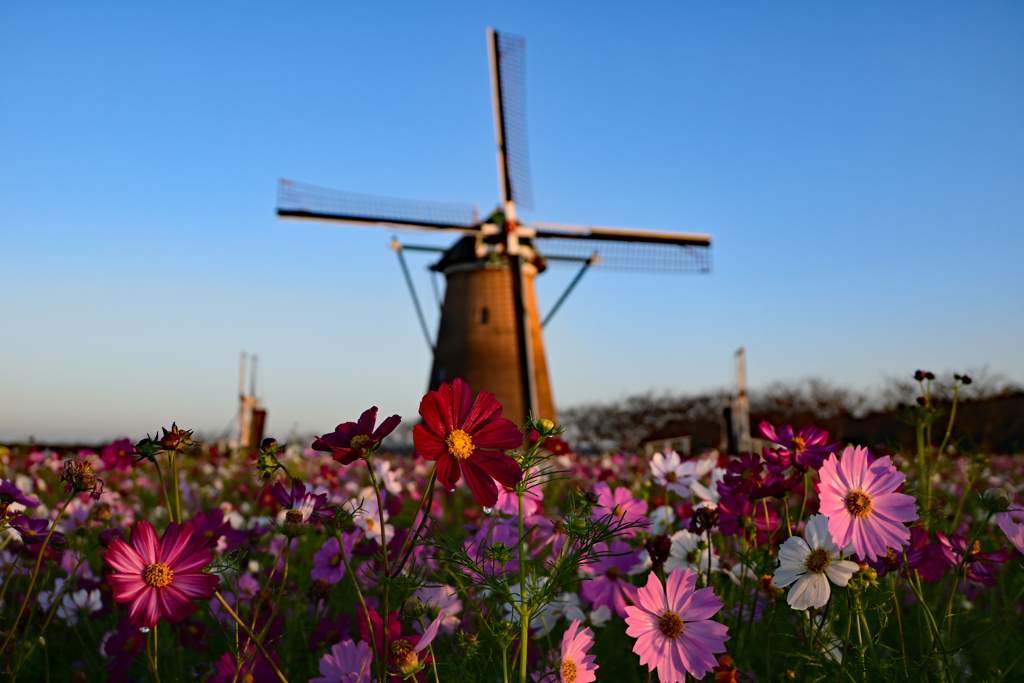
[
  {"left": 557, "top": 619, "right": 598, "bottom": 683},
  {"left": 591, "top": 482, "right": 649, "bottom": 536},
  {"left": 310, "top": 639, "right": 373, "bottom": 683},
  {"left": 624, "top": 568, "right": 729, "bottom": 682},
  {"left": 997, "top": 503, "right": 1024, "bottom": 555},
  {"left": 818, "top": 446, "right": 918, "bottom": 561}
]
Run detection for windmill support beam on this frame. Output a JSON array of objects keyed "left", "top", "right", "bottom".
[
  {"left": 542, "top": 254, "right": 596, "bottom": 328},
  {"left": 509, "top": 253, "right": 539, "bottom": 421},
  {"left": 391, "top": 241, "right": 435, "bottom": 353}
]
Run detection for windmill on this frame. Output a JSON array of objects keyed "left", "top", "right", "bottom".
[{"left": 277, "top": 28, "right": 712, "bottom": 425}]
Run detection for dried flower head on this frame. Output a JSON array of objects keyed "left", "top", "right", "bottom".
[{"left": 61, "top": 460, "right": 105, "bottom": 500}]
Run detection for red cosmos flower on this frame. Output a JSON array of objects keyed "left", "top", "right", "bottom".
[
  {"left": 759, "top": 421, "right": 839, "bottom": 471},
  {"left": 313, "top": 407, "right": 402, "bottom": 465},
  {"left": 104, "top": 521, "right": 220, "bottom": 628},
  {"left": 412, "top": 379, "right": 523, "bottom": 509}
]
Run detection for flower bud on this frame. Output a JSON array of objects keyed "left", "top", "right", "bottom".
[
  {"left": 283, "top": 509, "right": 306, "bottom": 536},
  {"left": 583, "top": 490, "right": 600, "bottom": 505},
  {"left": 961, "top": 374, "right": 972, "bottom": 385},
  {"left": 644, "top": 534, "right": 672, "bottom": 568},
  {"left": 914, "top": 370, "right": 926, "bottom": 381},
  {"left": 863, "top": 567, "right": 878, "bottom": 582},
  {"left": 61, "top": 460, "right": 104, "bottom": 499},
  {"left": 537, "top": 418, "right": 555, "bottom": 434},
  {"left": 401, "top": 596, "right": 425, "bottom": 619},
  {"left": 982, "top": 487, "right": 1012, "bottom": 513},
  {"left": 486, "top": 542, "right": 513, "bottom": 566},
  {"left": 308, "top": 579, "right": 330, "bottom": 603},
  {"left": 924, "top": 371, "right": 935, "bottom": 381}
]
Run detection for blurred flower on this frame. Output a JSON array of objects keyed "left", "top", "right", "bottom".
[
  {"left": 591, "top": 482, "right": 649, "bottom": 536},
  {"left": 412, "top": 379, "right": 523, "bottom": 509},
  {"left": 580, "top": 540, "right": 641, "bottom": 618},
  {"left": 312, "top": 533, "right": 357, "bottom": 585},
  {"left": 105, "top": 520, "right": 220, "bottom": 628},
  {"left": 101, "top": 439, "right": 135, "bottom": 473},
  {"left": 311, "top": 639, "right": 373, "bottom": 683},
  {"left": 665, "top": 529, "right": 719, "bottom": 576},
  {"left": 774, "top": 514, "right": 858, "bottom": 611},
  {"left": 818, "top": 446, "right": 918, "bottom": 561},
  {"left": 0, "top": 479, "right": 41, "bottom": 514},
  {"left": 101, "top": 618, "right": 146, "bottom": 683},
  {"left": 412, "top": 585, "right": 463, "bottom": 634},
  {"left": 59, "top": 587, "right": 102, "bottom": 624},
  {"left": 548, "top": 619, "right": 598, "bottom": 683},
  {"left": 997, "top": 503, "right": 1024, "bottom": 555},
  {"left": 211, "top": 646, "right": 280, "bottom": 683},
  {"left": 313, "top": 406, "right": 401, "bottom": 465},
  {"left": 61, "top": 460, "right": 104, "bottom": 499},
  {"left": 650, "top": 451, "right": 707, "bottom": 496},
  {"left": 625, "top": 568, "right": 730, "bottom": 682},
  {"left": 310, "top": 613, "right": 353, "bottom": 653},
  {"left": 721, "top": 453, "right": 764, "bottom": 497}
]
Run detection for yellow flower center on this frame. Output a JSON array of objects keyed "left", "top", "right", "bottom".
[
  {"left": 350, "top": 434, "right": 371, "bottom": 451},
  {"left": 790, "top": 436, "right": 806, "bottom": 453},
  {"left": 805, "top": 548, "right": 831, "bottom": 573},
  {"left": 143, "top": 562, "right": 174, "bottom": 588},
  {"left": 446, "top": 429, "right": 474, "bottom": 460},
  {"left": 845, "top": 490, "right": 873, "bottom": 517},
  {"left": 285, "top": 510, "right": 303, "bottom": 525},
  {"left": 665, "top": 471, "right": 678, "bottom": 483},
  {"left": 242, "top": 675, "right": 255, "bottom": 683},
  {"left": 123, "top": 637, "right": 137, "bottom": 654},
  {"left": 366, "top": 518, "right": 376, "bottom": 530},
  {"left": 613, "top": 505, "right": 625, "bottom": 517},
  {"left": 330, "top": 554, "right": 342, "bottom": 568},
  {"left": 607, "top": 566, "right": 620, "bottom": 580},
  {"left": 562, "top": 657, "right": 578, "bottom": 683},
  {"left": 659, "top": 611, "right": 683, "bottom": 638}
]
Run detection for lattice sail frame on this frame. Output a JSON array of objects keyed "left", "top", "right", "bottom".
[{"left": 492, "top": 30, "right": 533, "bottom": 211}]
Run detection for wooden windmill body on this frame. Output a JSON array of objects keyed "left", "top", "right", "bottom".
[{"left": 278, "top": 29, "right": 712, "bottom": 425}]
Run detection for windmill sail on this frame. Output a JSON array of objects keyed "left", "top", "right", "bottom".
[
  {"left": 277, "top": 179, "right": 480, "bottom": 232},
  {"left": 530, "top": 222, "right": 712, "bottom": 273},
  {"left": 489, "top": 30, "right": 533, "bottom": 210}
]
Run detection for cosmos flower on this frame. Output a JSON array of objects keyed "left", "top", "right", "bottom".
[
  {"left": 270, "top": 479, "right": 329, "bottom": 528},
  {"left": 310, "top": 613, "right": 353, "bottom": 652},
  {"left": 591, "top": 482, "right": 649, "bottom": 536},
  {"left": 101, "top": 438, "right": 135, "bottom": 473},
  {"left": 555, "top": 619, "right": 598, "bottom": 683},
  {"left": 357, "top": 607, "right": 443, "bottom": 676},
  {"left": 0, "top": 478, "right": 41, "bottom": 512},
  {"left": 101, "top": 618, "right": 146, "bottom": 683},
  {"left": 664, "top": 528, "right": 719, "bottom": 576},
  {"left": 624, "top": 568, "right": 730, "bottom": 682},
  {"left": 997, "top": 502, "right": 1024, "bottom": 555},
  {"left": 935, "top": 532, "right": 1013, "bottom": 585},
  {"left": 773, "top": 514, "right": 859, "bottom": 611},
  {"left": 717, "top": 494, "right": 778, "bottom": 545},
  {"left": 313, "top": 406, "right": 402, "bottom": 465},
  {"left": 104, "top": 520, "right": 220, "bottom": 628},
  {"left": 312, "top": 533, "right": 357, "bottom": 584},
  {"left": 311, "top": 639, "right": 373, "bottom": 683},
  {"left": 412, "top": 585, "right": 463, "bottom": 634},
  {"left": 580, "top": 540, "right": 641, "bottom": 618},
  {"left": 59, "top": 587, "right": 103, "bottom": 624},
  {"left": 759, "top": 421, "right": 839, "bottom": 470},
  {"left": 720, "top": 452, "right": 764, "bottom": 497},
  {"left": 412, "top": 378, "right": 524, "bottom": 509},
  {"left": 650, "top": 451, "right": 709, "bottom": 496},
  {"left": 211, "top": 646, "right": 281, "bottom": 683},
  {"left": 818, "top": 446, "right": 918, "bottom": 561}
]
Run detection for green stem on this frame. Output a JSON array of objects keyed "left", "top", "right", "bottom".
[
  {"left": 891, "top": 575, "right": 909, "bottom": 678},
  {"left": 518, "top": 485, "right": 529, "bottom": 683},
  {"left": 364, "top": 456, "right": 391, "bottom": 681},
  {"left": 171, "top": 452, "right": 183, "bottom": 524},
  {"left": 337, "top": 534, "right": 377, "bottom": 663},
  {"left": 214, "top": 591, "right": 289, "bottom": 683},
  {"left": 393, "top": 465, "right": 438, "bottom": 577}
]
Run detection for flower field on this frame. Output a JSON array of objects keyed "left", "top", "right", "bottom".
[{"left": 1, "top": 373, "right": 1023, "bottom": 682}]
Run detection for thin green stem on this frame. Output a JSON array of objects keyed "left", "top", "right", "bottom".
[
  {"left": 170, "top": 453, "right": 183, "bottom": 524},
  {"left": 891, "top": 575, "right": 909, "bottom": 678},
  {"left": 518, "top": 485, "right": 529, "bottom": 683},
  {"left": 214, "top": 591, "right": 289, "bottom": 683}
]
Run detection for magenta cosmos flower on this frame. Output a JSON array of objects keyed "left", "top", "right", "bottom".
[
  {"left": 412, "top": 378, "right": 523, "bottom": 509},
  {"left": 759, "top": 421, "right": 839, "bottom": 470},
  {"left": 818, "top": 446, "right": 918, "bottom": 561},
  {"left": 580, "top": 540, "right": 641, "bottom": 618},
  {"left": 591, "top": 482, "right": 649, "bottom": 536},
  {"left": 624, "top": 568, "right": 730, "bottom": 682},
  {"left": 105, "top": 520, "right": 220, "bottom": 628},
  {"left": 312, "top": 532, "right": 357, "bottom": 584},
  {"left": 313, "top": 406, "right": 402, "bottom": 465}
]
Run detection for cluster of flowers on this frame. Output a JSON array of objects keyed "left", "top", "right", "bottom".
[{"left": 0, "top": 371, "right": 1022, "bottom": 682}]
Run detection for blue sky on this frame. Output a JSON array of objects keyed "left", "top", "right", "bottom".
[{"left": 2, "top": 2, "right": 1022, "bottom": 442}]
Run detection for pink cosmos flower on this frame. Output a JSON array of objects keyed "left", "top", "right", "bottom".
[
  {"left": 759, "top": 421, "right": 839, "bottom": 470},
  {"left": 818, "top": 446, "right": 918, "bottom": 561},
  {"left": 935, "top": 532, "right": 1012, "bottom": 585},
  {"left": 101, "top": 438, "right": 135, "bottom": 473},
  {"left": 104, "top": 520, "right": 220, "bottom": 628},
  {"left": 101, "top": 618, "right": 146, "bottom": 683},
  {"left": 998, "top": 504, "right": 1024, "bottom": 555},
  {"left": 311, "top": 639, "right": 373, "bottom": 683},
  {"left": 624, "top": 568, "right": 730, "bottom": 682},
  {"left": 580, "top": 540, "right": 641, "bottom": 618},
  {"left": 591, "top": 482, "right": 649, "bottom": 536},
  {"left": 312, "top": 533, "right": 357, "bottom": 584},
  {"left": 494, "top": 485, "right": 542, "bottom": 516},
  {"left": 546, "top": 619, "right": 597, "bottom": 683},
  {"left": 211, "top": 647, "right": 280, "bottom": 683}
]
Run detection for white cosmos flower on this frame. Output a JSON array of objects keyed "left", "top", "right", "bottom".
[
  {"left": 774, "top": 514, "right": 859, "bottom": 611},
  {"left": 690, "top": 467, "right": 727, "bottom": 506},
  {"left": 649, "top": 505, "right": 676, "bottom": 535},
  {"left": 664, "top": 528, "right": 719, "bottom": 576},
  {"left": 59, "top": 588, "right": 102, "bottom": 625}
]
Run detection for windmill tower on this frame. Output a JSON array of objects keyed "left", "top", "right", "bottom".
[{"left": 277, "top": 29, "right": 712, "bottom": 425}]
